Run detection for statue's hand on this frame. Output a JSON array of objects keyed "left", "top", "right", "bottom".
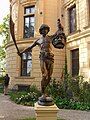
[
  {"left": 61, "top": 38, "right": 66, "bottom": 45},
  {"left": 57, "top": 19, "right": 64, "bottom": 32},
  {"left": 17, "top": 51, "right": 22, "bottom": 57}
]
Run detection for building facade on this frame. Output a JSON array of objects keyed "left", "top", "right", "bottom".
[
  {"left": 6, "top": 0, "right": 90, "bottom": 89},
  {"left": 63, "top": 0, "right": 90, "bottom": 82},
  {"left": 6, "top": 0, "right": 65, "bottom": 89}
]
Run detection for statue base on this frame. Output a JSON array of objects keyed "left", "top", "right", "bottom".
[
  {"left": 38, "top": 95, "right": 54, "bottom": 106},
  {"left": 35, "top": 102, "right": 59, "bottom": 120}
]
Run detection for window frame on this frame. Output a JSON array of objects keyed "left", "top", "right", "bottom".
[
  {"left": 23, "top": 5, "right": 35, "bottom": 38},
  {"left": 68, "top": 4, "right": 77, "bottom": 34},
  {"left": 21, "top": 52, "right": 32, "bottom": 76},
  {"left": 87, "top": 0, "right": 90, "bottom": 24},
  {"left": 71, "top": 48, "right": 79, "bottom": 77}
]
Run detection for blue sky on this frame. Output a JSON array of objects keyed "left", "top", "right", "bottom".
[{"left": 0, "top": 0, "right": 10, "bottom": 45}]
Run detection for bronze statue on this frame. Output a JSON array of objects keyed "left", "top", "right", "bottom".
[
  {"left": 19, "top": 19, "right": 66, "bottom": 105},
  {"left": 10, "top": 4, "right": 66, "bottom": 105}
]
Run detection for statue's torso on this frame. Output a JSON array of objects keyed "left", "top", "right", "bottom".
[
  {"left": 37, "top": 36, "right": 52, "bottom": 53},
  {"left": 36, "top": 36, "right": 54, "bottom": 61}
]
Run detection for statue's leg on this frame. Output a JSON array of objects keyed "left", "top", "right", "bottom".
[
  {"left": 40, "top": 60, "right": 47, "bottom": 94},
  {"left": 40, "top": 60, "right": 54, "bottom": 94},
  {"left": 46, "top": 60, "right": 54, "bottom": 87}
]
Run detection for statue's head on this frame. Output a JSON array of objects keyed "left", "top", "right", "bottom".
[{"left": 39, "top": 24, "right": 50, "bottom": 35}]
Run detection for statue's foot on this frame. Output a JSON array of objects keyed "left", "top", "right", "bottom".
[
  {"left": 38, "top": 94, "right": 47, "bottom": 101},
  {"left": 38, "top": 94, "right": 54, "bottom": 106}
]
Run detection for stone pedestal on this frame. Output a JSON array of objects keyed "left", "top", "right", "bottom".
[{"left": 35, "top": 102, "right": 59, "bottom": 120}]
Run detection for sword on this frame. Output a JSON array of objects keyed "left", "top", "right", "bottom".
[{"left": 10, "top": 5, "right": 20, "bottom": 55}]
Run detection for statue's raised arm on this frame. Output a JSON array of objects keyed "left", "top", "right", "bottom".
[{"left": 52, "top": 19, "right": 66, "bottom": 49}]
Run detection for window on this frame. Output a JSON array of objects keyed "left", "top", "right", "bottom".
[
  {"left": 21, "top": 52, "right": 32, "bottom": 76},
  {"left": 71, "top": 49, "right": 79, "bottom": 77},
  {"left": 24, "top": 6, "right": 35, "bottom": 38},
  {"left": 68, "top": 5, "right": 76, "bottom": 33}
]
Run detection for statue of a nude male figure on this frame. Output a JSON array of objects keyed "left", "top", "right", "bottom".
[{"left": 19, "top": 19, "right": 66, "bottom": 105}]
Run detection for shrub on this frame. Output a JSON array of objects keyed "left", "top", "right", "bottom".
[
  {"left": 9, "top": 74, "right": 90, "bottom": 110},
  {"left": 46, "top": 74, "right": 90, "bottom": 110},
  {"left": 79, "top": 81, "right": 90, "bottom": 103},
  {"left": 0, "top": 76, "right": 4, "bottom": 83},
  {"left": 0, "top": 76, "right": 4, "bottom": 93},
  {"left": 9, "top": 85, "right": 41, "bottom": 106},
  {"left": 16, "top": 92, "right": 39, "bottom": 106}
]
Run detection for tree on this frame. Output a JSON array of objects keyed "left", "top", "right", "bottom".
[
  {"left": 0, "top": 14, "right": 10, "bottom": 45},
  {"left": 0, "top": 14, "right": 9, "bottom": 70}
]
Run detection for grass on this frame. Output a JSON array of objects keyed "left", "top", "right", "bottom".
[
  {"left": 18, "top": 117, "right": 66, "bottom": 120},
  {"left": 19, "top": 118, "right": 35, "bottom": 120}
]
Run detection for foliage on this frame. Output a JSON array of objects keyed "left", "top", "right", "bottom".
[
  {"left": 9, "top": 74, "right": 90, "bottom": 111},
  {"left": 0, "top": 84, "right": 3, "bottom": 93},
  {"left": 15, "top": 92, "right": 39, "bottom": 106},
  {"left": 47, "top": 75, "right": 90, "bottom": 110},
  {"left": 8, "top": 59, "right": 90, "bottom": 111},
  {"left": 0, "top": 15, "right": 9, "bottom": 69},
  {"left": 0, "top": 14, "right": 10, "bottom": 46},
  {"left": 9, "top": 85, "right": 41, "bottom": 106},
  {"left": 55, "top": 97, "right": 90, "bottom": 110},
  {"left": 0, "top": 76, "right": 4, "bottom": 93},
  {"left": 46, "top": 57, "right": 90, "bottom": 110},
  {"left": 0, "top": 46, "right": 6, "bottom": 60},
  {"left": 0, "top": 76, "right": 4, "bottom": 83},
  {"left": 19, "top": 118, "right": 64, "bottom": 120},
  {"left": 79, "top": 81, "right": 90, "bottom": 103},
  {"left": 19, "top": 118, "right": 36, "bottom": 120},
  {"left": 9, "top": 91, "right": 28, "bottom": 102},
  {"left": 0, "top": 46, "right": 6, "bottom": 69}
]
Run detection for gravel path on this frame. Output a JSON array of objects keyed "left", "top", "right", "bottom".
[
  {"left": 0, "top": 93, "right": 90, "bottom": 120},
  {"left": 0, "top": 94, "right": 35, "bottom": 120}
]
